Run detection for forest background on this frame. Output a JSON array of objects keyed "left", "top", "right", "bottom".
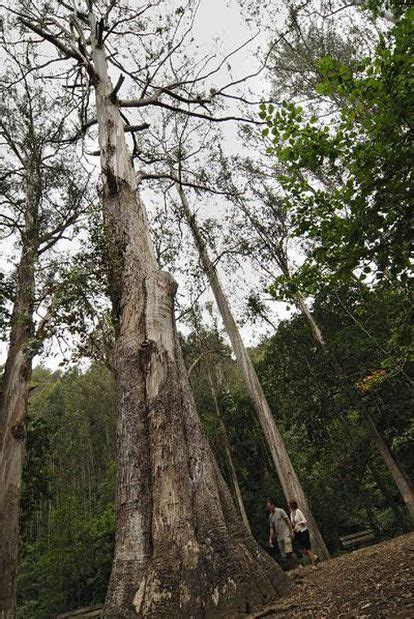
[{"left": 0, "top": 0, "right": 412, "bottom": 617}]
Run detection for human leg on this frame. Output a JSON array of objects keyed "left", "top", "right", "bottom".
[{"left": 277, "top": 538, "right": 286, "bottom": 560}]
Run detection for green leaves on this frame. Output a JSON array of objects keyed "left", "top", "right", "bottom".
[{"left": 258, "top": 4, "right": 414, "bottom": 291}]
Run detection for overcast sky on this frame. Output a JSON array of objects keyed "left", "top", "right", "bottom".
[{"left": 0, "top": 0, "right": 291, "bottom": 371}]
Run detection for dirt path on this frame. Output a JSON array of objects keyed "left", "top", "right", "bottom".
[
  {"left": 251, "top": 532, "right": 414, "bottom": 618},
  {"left": 57, "top": 533, "right": 414, "bottom": 618}
]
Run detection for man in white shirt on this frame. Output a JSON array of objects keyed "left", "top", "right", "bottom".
[{"left": 267, "top": 499, "right": 294, "bottom": 560}]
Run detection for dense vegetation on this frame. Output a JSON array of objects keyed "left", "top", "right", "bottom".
[{"left": 17, "top": 278, "right": 413, "bottom": 616}]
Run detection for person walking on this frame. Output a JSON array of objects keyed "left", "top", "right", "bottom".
[
  {"left": 289, "top": 499, "right": 318, "bottom": 570},
  {"left": 267, "top": 499, "right": 294, "bottom": 561}
]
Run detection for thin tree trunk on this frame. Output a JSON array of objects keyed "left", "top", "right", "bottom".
[
  {"left": 365, "top": 505, "right": 380, "bottom": 534},
  {"left": 0, "top": 252, "right": 34, "bottom": 618},
  {"left": 294, "top": 293, "right": 325, "bottom": 347},
  {"left": 205, "top": 363, "right": 252, "bottom": 533},
  {"left": 0, "top": 166, "right": 39, "bottom": 617},
  {"left": 367, "top": 461, "right": 407, "bottom": 528},
  {"left": 87, "top": 19, "right": 289, "bottom": 617},
  {"left": 176, "top": 184, "right": 329, "bottom": 561},
  {"left": 362, "top": 409, "right": 414, "bottom": 521},
  {"left": 293, "top": 289, "right": 414, "bottom": 523}
]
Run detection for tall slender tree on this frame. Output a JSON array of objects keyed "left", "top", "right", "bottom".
[
  {"left": 174, "top": 177, "right": 329, "bottom": 560},
  {"left": 0, "top": 50, "right": 89, "bottom": 615},
  {"left": 250, "top": 0, "right": 414, "bottom": 519},
  {"left": 224, "top": 166, "right": 414, "bottom": 522}
]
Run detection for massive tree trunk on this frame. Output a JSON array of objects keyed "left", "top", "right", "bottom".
[
  {"left": 88, "top": 22, "right": 289, "bottom": 617},
  {"left": 176, "top": 184, "right": 329, "bottom": 561},
  {"left": 0, "top": 178, "right": 39, "bottom": 617}
]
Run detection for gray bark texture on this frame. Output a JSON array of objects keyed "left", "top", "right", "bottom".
[
  {"left": 0, "top": 161, "right": 40, "bottom": 618},
  {"left": 176, "top": 184, "right": 329, "bottom": 562},
  {"left": 88, "top": 20, "right": 290, "bottom": 617}
]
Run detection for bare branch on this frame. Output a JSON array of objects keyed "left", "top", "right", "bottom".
[
  {"left": 109, "top": 74, "right": 125, "bottom": 102},
  {"left": 119, "top": 98, "right": 264, "bottom": 125},
  {"left": 187, "top": 349, "right": 227, "bottom": 376},
  {"left": 125, "top": 123, "right": 150, "bottom": 132},
  {"left": 19, "top": 17, "right": 97, "bottom": 80},
  {"left": 138, "top": 171, "right": 232, "bottom": 196}
]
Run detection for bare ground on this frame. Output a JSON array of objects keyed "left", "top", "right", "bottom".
[{"left": 250, "top": 532, "right": 414, "bottom": 618}]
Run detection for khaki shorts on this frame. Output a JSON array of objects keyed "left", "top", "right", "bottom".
[{"left": 278, "top": 536, "right": 293, "bottom": 559}]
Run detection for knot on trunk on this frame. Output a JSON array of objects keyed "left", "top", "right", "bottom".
[
  {"left": 104, "top": 166, "right": 119, "bottom": 197},
  {"left": 139, "top": 339, "right": 156, "bottom": 373},
  {"left": 11, "top": 420, "right": 26, "bottom": 442},
  {"left": 159, "top": 271, "right": 178, "bottom": 298}
]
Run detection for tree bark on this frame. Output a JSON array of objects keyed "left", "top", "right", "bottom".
[
  {"left": 176, "top": 184, "right": 329, "bottom": 561},
  {"left": 205, "top": 363, "right": 252, "bottom": 533},
  {"left": 87, "top": 21, "right": 289, "bottom": 617},
  {"left": 294, "top": 293, "right": 325, "bottom": 347},
  {"left": 0, "top": 164, "right": 39, "bottom": 618}
]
